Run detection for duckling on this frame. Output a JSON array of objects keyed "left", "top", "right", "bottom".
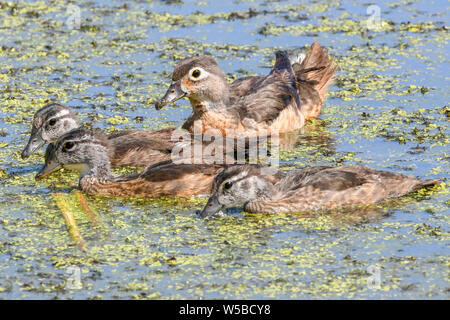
[
  {"left": 155, "top": 41, "right": 336, "bottom": 136},
  {"left": 35, "top": 128, "right": 226, "bottom": 197},
  {"left": 22, "top": 103, "right": 284, "bottom": 169},
  {"left": 200, "top": 164, "right": 441, "bottom": 217},
  {"left": 21, "top": 103, "right": 177, "bottom": 167}
]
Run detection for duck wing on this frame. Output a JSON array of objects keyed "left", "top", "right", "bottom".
[
  {"left": 104, "top": 162, "right": 225, "bottom": 197},
  {"left": 234, "top": 51, "right": 301, "bottom": 126},
  {"left": 230, "top": 76, "right": 263, "bottom": 98},
  {"left": 138, "top": 163, "right": 226, "bottom": 197},
  {"left": 279, "top": 167, "right": 368, "bottom": 193},
  {"left": 109, "top": 129, "right": 176, "bottom": 167},
  {"left": 246, "top": 166, "right": 440, "bottom": 213}
]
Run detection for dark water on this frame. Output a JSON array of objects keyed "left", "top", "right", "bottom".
[{"left": 0, "top": 0, "right": 448, "bottom": 299}]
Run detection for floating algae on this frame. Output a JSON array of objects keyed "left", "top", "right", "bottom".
[{"left": 0, "top": 0, "right": 448, "bottom": 299}]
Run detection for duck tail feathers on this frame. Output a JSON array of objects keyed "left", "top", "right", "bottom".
[{"left": 292, "top": 41, "right": 337, "bottom": 101}]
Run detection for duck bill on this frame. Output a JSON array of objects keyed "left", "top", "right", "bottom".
[
  {"left": 44, "top": 143, "right": 55, "bottom": 162},
  {"left": 21, "top": 133, "right": 45, "bottom": 159},
  {"left": 155, "top": 81, "right": 187, "bottom": 110},
  {"left": 35, "top": 159, "right": 62, "bottom": 180},
  {"left": 200, "top": 194, "right": 224, "bottom": 218}
]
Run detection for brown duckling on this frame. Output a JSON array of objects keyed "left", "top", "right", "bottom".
[
  {"left": 35, "top": 128, "right": 226, "bottom": 197},
  {"left": 23, "top": 103, "right": 283, "bottom": 170},
  {"left": 200, "top": 164, "right": 441, "bottom": 217},
  {"left": 155, "top": 41, "right": 336, "bottom": 136},
  {"left": 21, "top": 103, "right": 178, "bottom": 167}
]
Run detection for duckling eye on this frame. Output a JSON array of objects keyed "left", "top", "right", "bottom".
[
  {"left": 224, "top": 181, "right": 233, "bottom": 190},
  {"left": 63, "top": 141, "right": 75, "bottom": 151},
  {"left": 48, "top": 119, "right": 56, "bottom": 126}
]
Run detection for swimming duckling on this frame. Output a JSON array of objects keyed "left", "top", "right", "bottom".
[
  {"left": 35, "top": 128, "right": 226, "bottom": 197},
  {"left": 22, "top": 103, "right": 282, "bottom": 169},
  {"left": 200, "top": 164, "right": 441, "bottom": 217},
  {"left": 155, "top": 41, "right": 336, "bottom": 136},
  {"left": 21, "top": 103, "right": 178, "bottom": 167}
]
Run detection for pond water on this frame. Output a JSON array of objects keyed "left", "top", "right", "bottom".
[{"left": 0, "top": 0, "right": 448, "bottom": 299}]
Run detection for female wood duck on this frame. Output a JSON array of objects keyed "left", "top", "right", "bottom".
[
  {"left": 200, "top": 164, "right": 441, "bottom": 217},
  {"left": 21, "top": 103, "right": 178, "bottom": 167},
  {"left": 35, "top": 128, "right": 226, "bottom": 197},
  {"left": 155, "top": 41, "right": 336, "bottom": 136}
]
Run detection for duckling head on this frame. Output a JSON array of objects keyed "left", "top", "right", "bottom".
[
  {"left": 200, "top": 164, "right": 279, "bottom": 218},
  {"left": 21, "top": 103, "right": 80, "bottom": 159},
  {"left": 155, "top": 55, "right": 230, "bottom": 111},
  {"left": 35, "top": 128, "right": 112, "bottom": 180}
]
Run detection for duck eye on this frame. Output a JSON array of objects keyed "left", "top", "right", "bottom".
[
  {"left": 191, "top": 69, "right": 201, "bottom": 79},
  {"left": 63, "top": 141, "right": 75, "bottom": 151},
  {"left": 48, "top": 119, "right": 56, "bottom": 126},
  {"left": 224, "top": 181, "right": 233, "bottom": 190}
]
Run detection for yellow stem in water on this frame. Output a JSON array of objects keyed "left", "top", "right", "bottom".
[{"left": 52, "top": 193, "right": 87, "bottom": 252}]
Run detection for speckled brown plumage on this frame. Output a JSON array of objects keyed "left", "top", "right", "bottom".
[
  {"left": 80, "top": 161, "right": 226, "bottom": 197},
  {"left": 180, "top": 51, "right": 304, "bottom": 136},
  {"left": 245, "top": 167, "right": 439, "bottom": 213},
  {"left": 228, "top": 42, "right": 336, "bottom": 122},
  {"left": 22, "top": 103, "right": 180, "bottom": 168},
  {"left": 200, "top": 164, "right": 441, "bottom": 217},
  {"left": 107, "top": 128, "right": 176, "bottom": 167},
  {"left": 36, "top": 129, "right": 228, "bottom": 197},
  {"left": 293, "top": 41, "right": 337, "bottom": 119}
]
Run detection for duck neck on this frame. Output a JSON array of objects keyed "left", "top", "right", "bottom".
[
  {"left": 242, "top": 176, "right": 279, "bottom": 213},
  {"left": 185, "top": 92, "right": 242, "bottom": 134},
  {"left": 78, "top": 154, "right": 115, "bottom": 185},
  {"left": 242, "top": 175, "right": 276, "bottom": 203},
  {"left": 190, "top": 74, "right": 233, "bottom": 110},
  {"left": 255, "top": 179, "right": 277, "bottom": 201},
  {"left": 190, "top": 98, "right": 230, "bottom": 113}
]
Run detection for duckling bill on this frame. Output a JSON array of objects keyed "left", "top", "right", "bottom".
[{"left": 200, "top": 164, "right": 441, "bottom": 217}]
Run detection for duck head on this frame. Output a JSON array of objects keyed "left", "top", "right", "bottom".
[
  {"left": 21, "top": 103, "right": 80, "bottom": 159},
  {"left": 35, "top": 128, "right": 112, "bottom": 180},
  {"left": 155, "top": 55, "right": 231, "bottom": 111},
  {"left": 200, "top": 164, "right": 280, "bottom": 218}
]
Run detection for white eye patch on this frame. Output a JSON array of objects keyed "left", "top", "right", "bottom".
[
  {"left": 229, "top": 170, "right": 249, "bottom": 183},
  {"left": 220, "top": 170, "right": 249, "bottom": 190},
  {"left": 53, "top": 109, "right": 71, "bottom": 119},
  {"left": 188, "top": 67, "right": 209, "bottom": 81}
]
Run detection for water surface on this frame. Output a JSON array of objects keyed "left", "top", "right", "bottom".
[{"left": 0, "top": 0, "right": 448, "bottom": 299}]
